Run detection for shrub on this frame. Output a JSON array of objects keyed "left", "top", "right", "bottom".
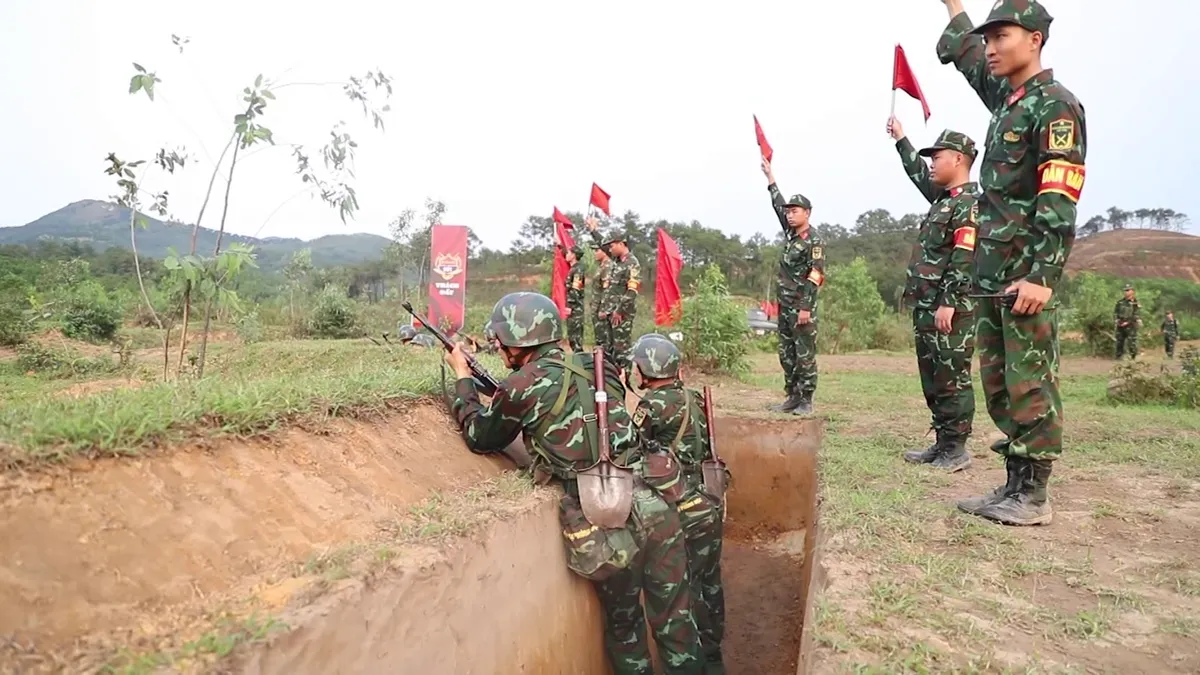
[
  {"left": 0, "top": 301, "right": 32, "bottom": 346},
  {"left": 870, "top": 312, "right": 913, "bottom": 352},
  {"left": 817, "top": 258, "right": 888, "bottom": 354},
  {"left": 677, "top": 265, "right": 749, "bottom": 374},
  {"left": 15, "top": 342, "right": 122, "bottom": 379},
  {"left": 234, "top": 309, "right": 264, "bottom": 344},
  {"left": 307, "top": 287, "right": 362, "bottom": 339},
  {"left": 1106, "top": 348, "right": 1200, "bottom": 409}
]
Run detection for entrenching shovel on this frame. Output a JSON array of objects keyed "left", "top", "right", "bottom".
[
  {"left": 701, "top": 386, "right": 729, "bottom": 506},
  {"left": 577, "top": 347, "right": 634, "bottom": 529}
]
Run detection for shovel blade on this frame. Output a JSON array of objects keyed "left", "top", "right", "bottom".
[
  {"left": 578, "top": 461, "right": 634, "bottom": 529},
  {"left": 701, "top": 459, "right": 729, "bottom": 502}
]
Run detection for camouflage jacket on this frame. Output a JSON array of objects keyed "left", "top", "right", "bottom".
[
  {"left": 1162, "top": 318, "right": 1179, "bottom": 337},
  {"left": 632, "top": 381, "right": 711, "bottom": 469},
  {"left": 603, "top": 252, "right": 641, "bottom": 316},
  {"left": 565, "top": 260, "right": 587, "bottom": 311},
  {"left": 1114, "top": 298, "right": 1140, "bottom": 325},
  {"left": 592, "top": 258, "right": 612, "bottom": 316},
  {"left": 938, "top": 13, "right": 1087, "bottom": 293},
  {"left": 451, "top": 344, "right": 639, "bottom": 478},
  {"left": 768, "top": 184, "right": 825, "bottom": 311},
  {"left": 896, "top": 138, "right": 979, "bottom": 313}
]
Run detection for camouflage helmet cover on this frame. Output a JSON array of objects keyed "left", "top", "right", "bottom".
[
  {"left": 632, "top": 333, "right": 682, "bottom": 379},
  {"left": 411, "top": 333, "right": 438, "bottom": 348},
  {"left": 489, "top": 292, "right": 565, "bottom": 348},
  {"left": 395, "top": 324, "right": 418, "bottom": 341}
]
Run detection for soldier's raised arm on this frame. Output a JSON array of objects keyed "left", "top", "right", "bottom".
[
  {"left": 762, "top": 157, "right": 790, "bottom": 233},
  {"left": 1025, "top": 99, "right": 1086, "bottom": 288},
  {"left": 936, "top": 0, "right": 1008, "bottom": 112},
  {"left": 889, "top": 116, "right": 939, "bottom": 203}
]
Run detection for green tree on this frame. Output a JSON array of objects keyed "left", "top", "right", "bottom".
[
  {"left": 818, "top": 257, "right": 887, "bottom": 354},
  {"left": 677, "top": 265, "right": 749, "bottom": 374}
]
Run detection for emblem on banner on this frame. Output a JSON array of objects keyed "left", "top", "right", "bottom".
[{"left": 434, "top": 253, "right": 464, "bottom": 281}]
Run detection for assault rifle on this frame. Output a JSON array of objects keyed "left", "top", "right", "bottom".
[{"left": 402, "top": 302, "right": 501, "bottom": 396}]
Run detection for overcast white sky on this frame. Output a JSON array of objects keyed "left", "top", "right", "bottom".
[{"left": 1, "top": 0, "right": 1196, "bottom": 250}]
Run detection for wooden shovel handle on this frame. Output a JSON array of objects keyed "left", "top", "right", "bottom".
[
  {"left": 593, "top": 347, "right": 613, "bottom": 462},
  {"left": 703, "top": 386, "right": 720, "bottom": 462}
]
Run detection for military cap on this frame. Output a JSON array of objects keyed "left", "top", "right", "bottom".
[
  {"left": 971, "top": 0, "right": 1054, "bottom": 43},
  {"left": 601, "top": 228, "right": 628, "bottom": 246},
  {"left": 568, "top": 244, "right": 585, "bottom": 258},
  {"left": 782, "top": 194, "right": 812, "bottom": 210},
  {"left": 919, "top": 130, "right": 978, "bottom": 160},
  {"left": 1123, "top": 283, "right": 1134, "bottom": 291}
]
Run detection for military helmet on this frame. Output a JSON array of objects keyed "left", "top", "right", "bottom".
[
  {"left": 411, "top": 333, "right": 437, "bottom": 348},
  {"left": 632, "top": 333, "right": 682, "bottom": 379},
  {"left": 602, "top": 228, "right": 628, "bottom": 246},
  {"left": 483, "top": 322, "right": 497, "bottom": 342},
  {"left": 395, "top": 324, "right": 418, "bottom": 342},
  {"left": 1124, "top": 283, "right": 1134, "bottom": 291},
  {"left": 488, "top": 292, "right": 564, "bottom": 348}
]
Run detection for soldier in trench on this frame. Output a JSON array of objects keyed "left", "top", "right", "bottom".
[{"left": 444, "top": 292, "right": 704, "bottom": 675}]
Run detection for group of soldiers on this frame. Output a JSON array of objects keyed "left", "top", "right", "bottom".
[{"left": 1113, "top": 284, "right": 1182, "bottom": 360}]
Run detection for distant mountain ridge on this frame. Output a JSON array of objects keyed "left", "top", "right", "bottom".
[{"left": 0, "top": 200, "right": 392, "bottom": 271}]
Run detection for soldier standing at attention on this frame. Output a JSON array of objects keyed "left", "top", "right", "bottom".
[
  {"left": 887, "top": 117, "right": 979, "bottom": 473},
  {"left": 563, "top": 244, "right": 588, "bottom": 352},
  {"left": 630, "top": 334, "right": 726, "bottom": 675},
  {"left": 1162, "top": 311, "right": 1180, "bottom": 359},
  {"left": 586, "top": 216, "right": 641, "bottom": 372},
  {"left": 937, "top": 0, "right": 1087, "bottom": 526},
  {"left": 445, "top": 293, "right": 703, "bottom": 675},
  {"left": 592, "top": 244, "right": 614, "bottom": 354},
  {"left": 1113, "top": 283, "right": 1141, "bottom": 360},
  {"left": 761, "top": 157, "right": 825, "bottom": 415}
]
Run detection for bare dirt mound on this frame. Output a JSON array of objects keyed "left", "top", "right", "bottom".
[{"left": 1068, "top": 229, "right": 1200, "bottom": 282}]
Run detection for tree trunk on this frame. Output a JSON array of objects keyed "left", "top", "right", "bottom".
[
  {"left": 178, "top": 134, "right": 233, "bottom": 375},
  {"left": 197, "top": 140, "right": 242, "bottom": 379}
]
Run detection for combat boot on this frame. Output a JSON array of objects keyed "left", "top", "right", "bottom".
[
  {"left": 770, "top": 393, "right": 803, "bottom": 413},
  {"left": 956, "top": 456, "right": 1024, "bottom": 515},
  {"left": 791, "top": 394, "right": 814, "bottom": 416},
  {"left": 931, "top": 436, "right": 971, "bottom": 472},
  {"left": 974, "top": 459, "right": 1053, "bottom": 526},
  {"left": 903, "top": 430, "right": 942, "bottom": 464}
]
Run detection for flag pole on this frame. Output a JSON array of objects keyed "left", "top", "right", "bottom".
[
  {"left": 890, "top": 43, "right": 898, "bottom": 118},
  {"left": 890, "top": 88, "right": 897, "bottom": 118}
]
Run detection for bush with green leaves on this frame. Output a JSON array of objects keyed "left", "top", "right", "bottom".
[
  {"left": 59, "top": 281, "right": 122, "bottom": 343},
  {"left": 0, "top": 301, "right": 32, "bottom": 347},
  {"left": 1064, "top": 272, "right": 1162, "bottom": 356},
  {"left": 14, "top": 342, "right": 122, "bottom": 379},
  {"left": 817, "top": 257, "right": 888, "bottom": 354},
  {"left": 870, "top": 312, "right": 913, "bottom": 352},
  {"left": 677, "top": 265, "right": 749, "bottom": 374},
  {"left": 1106, "top": 347, "right": 1200, "bottom": 409},
  {"left": 307, "top": 287, "right": 362, "bottom": 339}
]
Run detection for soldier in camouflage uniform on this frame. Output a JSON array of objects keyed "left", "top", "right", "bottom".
[
  {"left": 630, "top": 334, "right": 726, "bottom": 675},
  {"left": 888, "top": 117, "right": 979, "bottom": 473},
  {"left": 1113, "top": 284, "right": 1141, "bottom": 360},
  {"left": 586, "top": 216, "right": 641, "bottom": 372},
  {"left": 410, "top": 333, "right": 438, "bottom": 348},
  {"left": 563, "top": 244, "right": 588, "bottom": 352},
  {"left": 938, "top": 0, "right": 1087, "bottom": 526},
  {"left": 445, "top": 293, "right": 703, "bottom": 675},
  {"left": 1162, "top": 311, "right": 1179, "bottom": 359},
  {"left": 394, "top": 324, "right": 418, "bottom": 344},
  {"left": 762, "top": 158, "right": 825, "bottom": 415},
  {"left": 593, "top": 245, "right": 614, "bottom": 354}
]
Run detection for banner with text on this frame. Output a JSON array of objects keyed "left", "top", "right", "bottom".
[{"left": 427, "top": 224, "right": 469, "bottom": 334}]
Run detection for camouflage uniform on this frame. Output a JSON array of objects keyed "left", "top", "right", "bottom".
[
  {"left": 565, "top": 246, "right": 587, "bottom": 352},
  {"left": 593, "top": 247, "right": 614, "bottom": 354},
  {"left": 451, "top": 293, "right": 702, "bottom": 675},
  {"left": 1114, "top": 289, "right": 1140, "bottom": 360},
  {"left": 410, "top": 333, "right": 437, "bottom": 348},
  {"left": 1162, "top": 314, "right": 1179, "bottom": 359},
  {"left": 395, "top": 324, "right": 418, "bottom": 344},
  {"left": 767, "top": 187, "right": 825, "bottom": 414},
  {"left": 591, "top": 229, "right": 641, "bottom": 371},
  {"left": 631, "top": 335, "right": 726, "bottom": 674},
  {"left": 895, "top": 131, "right": 980, "bottom": 472},
  {"left": 940, "top": 0, "right": 1087, "bottom": 525}
]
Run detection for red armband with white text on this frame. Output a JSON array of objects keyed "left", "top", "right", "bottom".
[{"left": 1037, "top": 160, "right": 1086, "bottom": 203}]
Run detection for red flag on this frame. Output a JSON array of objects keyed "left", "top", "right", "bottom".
[
  {"left": 554, "top": 220, "right": 576, "bottom": 250},
  {"left": 892, "top": 44, "right": 931, "bottom": 121},
  {"left": 753, "top": 114, "right": 773, "bottom": 162},
  {"left": 427, "top": 225, "right": 469, "bottom": 334},
  {"left": 551, "top": 246, "right": 570, "bottom": 318},
  {"left": 589, "top": 183, "right": 611, "bottom": 216},
  {"left": 655, "top": 228, "right": 684, "bottom": 326},
  {"left": 552, "top": 207, "right": 574, "bottom": 229}
]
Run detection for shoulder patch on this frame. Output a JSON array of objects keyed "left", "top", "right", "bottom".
[
  {"left": 1003, "top": 131, "right": 1021, "bottom": 143},
  {"left": 969, "top": 202, "right": 978, "bottom": 224},
  {"left": 811, "top": 246, "right": 823, "bottom": 260},
  {"left": 1048, "top": 119, "right": 1075, "bottom": 151},
  {"left": 632, "top": 407, "right": 647, "bottom": 426}
]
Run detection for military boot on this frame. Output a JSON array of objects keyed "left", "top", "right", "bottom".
[
  {"left": 791, "top": 393, "right": 814, "bottom": 416},
  {"left": 903, "top": 430, "right": 942, "bottom": 464},
  {"left": 770, "top": 393, "right": 803, "bottom": 413},
  {"left": 956, "top": 456, "right": 1024, "bottom": 515},
  {"left": 974, "top": 459, "right": 1053, "bottom": 526},
  {"left": 931, "top": 436, "right": 972, "bottom": 473}
]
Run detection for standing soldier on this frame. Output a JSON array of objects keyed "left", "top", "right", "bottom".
[
  {"left": 563, "top": 244, "right": 588, "bottom": 352},
  {"left": 887, "top": 117, "right": 979, "bottom": 472},
  {"left": 937, "top": 0, "right": 1087, "bottom": 526},
  {"left": 587, "top": 216, "right": 641, "bottom": 372},
  {"left": 592, "top": 245, "right": 614, "bottom": 354},
  {"left": 1113, "top": 283, "right": 1141, "bottom": 360},
  {"left": 445, "top": 293, "right": 703, "bottom": 675},
  {"left": 630, "top": 334, "right": 726, "bottom": 675},
  {"left": 1162, "top": 311, "right": 1180, "bottom": 359},
  {"left": 761, "top": 158, "right": 825, "bottom": 415}
]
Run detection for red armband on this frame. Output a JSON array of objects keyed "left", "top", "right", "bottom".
[
  {"left": 953, "top": 226, "right": 976, "bottom": 251},
  {"left": 1037, "top": 159, "right": 1086, "bottom": 203},
  {"left": 807, "top": 269, "right": 824, "bottom": 286}
]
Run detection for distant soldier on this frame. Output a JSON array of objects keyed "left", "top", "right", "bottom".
[
  {"left": 630, "top": 334, "right": 727, "bottom": 674},
  {"left": 410, "top": 333, "right": 438, "bottom": 349},
  {"left": 587, "top": 216, "right": 641, "bottom": 372},
  {"left": 888, "top": 117, "right": 979, "bottom": 473},
  {"left": 563, "top": 244, "right": 588, "bottom": 352},
  {"left": 592, "top": 245, "right": 614, "bottom": 354},
  {"left": 395, "top": 324, "right": 418, "bottom": 344},
  {"left": 1162, "top": 311, "right": 1179, "bottom": 359},
  {"left": 761, "top": 158, "right": 825, "bottom": 415},
  {"left": 1114, "top": 283, "right": 1141, "bottom": 360},
  {"left": 937, "top": 0, "right": 1088, "bottom": 526},
  {"left": 444, "top": 293, "right": 703, "bottom": 674}
]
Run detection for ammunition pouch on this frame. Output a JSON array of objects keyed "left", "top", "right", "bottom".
[{"left": 558, "top": 494, "right": 638, "bottom": 582}]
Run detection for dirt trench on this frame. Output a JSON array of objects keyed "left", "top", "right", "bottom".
[{"left": 0, "top": 406, "right": 822, "bottom": 674}]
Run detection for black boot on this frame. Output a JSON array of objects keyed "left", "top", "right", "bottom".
[
  {"left": 974, "top": 459, "right": 1053, "bottom": 526},
  {"left": 770, "top": 393, "right": 802, "bottom": 413},
  {"left": 791, "top": 393, "right": 814, "bottom": 415},
  {"left": 932, "top": 436, "right": 972, "bottom": 472},
  {"left": 957, "top": 456, "right": 1023, "bottom": 514},
  {"left": 904, "top": 430, "right": 941, "bottom": 464}
]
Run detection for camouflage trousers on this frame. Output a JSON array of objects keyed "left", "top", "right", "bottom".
[
  {"left": 1115, "top": 325, "right": 1138, "bottom": 360},
  {"left": 1165, "top": 335, "right": 1177, "bottom": 358},
  {"left": 594, "top": 307, "right": 612, "bottom": 354},
  {"left": 976, "top": 298, "right": 1062, "bottom": 461},
  {"left": 594, "top": 485, "right": 704, "bottom": 675},
  {"left": 677, "top": 479, "right": 725, "bottom": 675},
  {"left": 609, "top": 311, "right": 636, "bottom": 371},
  {"left": 566, "top": 305, "right": 585, "bottom": 352},
  {"left": 777, "top": 305, "right": 818, "bottom": 396},
  {"left": 912, "top": 308, "right": 976, "bottom": 439}
]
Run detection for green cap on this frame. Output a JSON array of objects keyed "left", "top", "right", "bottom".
[
  {"left": 919, "top": 130, "right": 978, "bottom": 160},
  {"left": 783, "top": 193, "right": 812, "bottom": 210},
  {"left": 569, "top": 244, "right": 585, "bottom": 258},
  {"left": 602, "top": 228, "right": 628, "bottom": 246},
  {"left": 971, "top": 0, "right": 1054, "bottom": 43},
  {"left": 1123, "top": 283, "right": 1134, "bottom": 291}
]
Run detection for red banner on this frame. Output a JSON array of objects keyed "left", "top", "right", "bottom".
[
  {"left": 753, "top": 114, "right": 773, "bottom": 162},
  {"left": 892, "top": 44, "right": 931, "bottom": 121},
  {"left": 551, "top": 247, "right": 569, "bottom": 318},
  {"left": 655, "top": 228, "right": 683, "bottom": 326},
  {"left": 590, "top": 183, "right": 611, "bottom": 216},
  {"left": 427, "top": 224, "right": 469, "bottom": 334}
]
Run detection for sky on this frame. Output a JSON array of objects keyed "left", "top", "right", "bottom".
[{"left": 1, "top": 0, "right": 1197, "bottom": 252}]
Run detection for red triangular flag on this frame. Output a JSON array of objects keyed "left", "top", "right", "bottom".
[
  {"left": 753, "top": 114, "right": 774, "bottom": 162},
  {"left": 892, "top": 44, "right": 931, "bottom": 121},
  {"left": 554, "top": 220, "right": 576, "bottom": 251},
  {"left": 551, "top": 246, "right": 570, "bottom": 319},
  {"left": 589, "top": 183, "right": 611, "bottom": 216},
  {"left": 655, "top": 228, "right": 684, "bottom": 326},
  {"left": 552, "top": 207, "right": 574, "bottom": 229}
]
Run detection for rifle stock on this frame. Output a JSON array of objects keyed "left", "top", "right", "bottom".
[{"left": 402, "top": 301, "right": 501, "bottom": 397}]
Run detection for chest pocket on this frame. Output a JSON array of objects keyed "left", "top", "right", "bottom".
[
  {"left": 982, "top": 115, "right": 1035, "bottom": 242},
  {"left": 784, "top": 239, "right": 808, "bottom": 267}
]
